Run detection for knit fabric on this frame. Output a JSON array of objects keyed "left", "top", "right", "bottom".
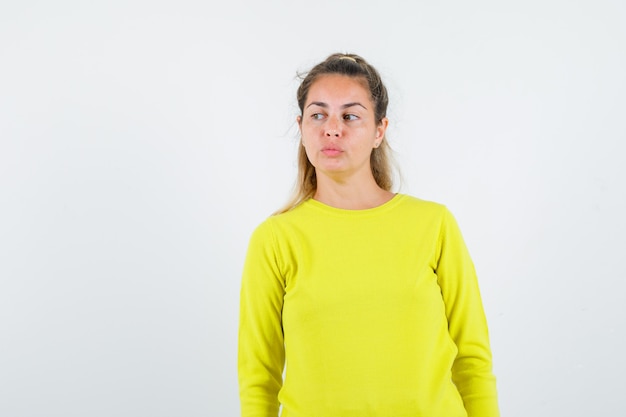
[{"left": 238, "top": 194, "right": 499, "bottom": 417}]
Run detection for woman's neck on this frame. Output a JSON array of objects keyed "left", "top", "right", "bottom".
[{"left": 313, "top": 175, "right": 395, "bottom": 210}]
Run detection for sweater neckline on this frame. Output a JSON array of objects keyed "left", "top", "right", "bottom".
[{"left": 303, "top": 193, "right": 405, "bottom": 216}]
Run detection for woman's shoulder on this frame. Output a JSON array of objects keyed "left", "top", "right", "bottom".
[
  {"left": 395, "top": 193, "right": 449, "bottom": 215},
  {"left": 251, "top": 202, "right": 309, "bottom": 234}
]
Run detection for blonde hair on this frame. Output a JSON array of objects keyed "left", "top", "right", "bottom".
[{"left": 275, "top": 53, "right": 394, "bottom": 214}]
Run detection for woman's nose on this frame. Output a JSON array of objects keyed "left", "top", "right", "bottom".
[{"left": 325, "top": 119, "right": 341, "bottom": 137}]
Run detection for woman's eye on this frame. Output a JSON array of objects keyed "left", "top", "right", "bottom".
[
  {"left": 344, "top": 114, "right": 358, "bottom": 121},
  {"left": 311, "top": 113, "right": 324, "bottom": 120}
]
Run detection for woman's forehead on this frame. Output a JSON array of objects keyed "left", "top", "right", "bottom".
[{"left": 306, "top": 74, "right": 372, "bottom": 105}]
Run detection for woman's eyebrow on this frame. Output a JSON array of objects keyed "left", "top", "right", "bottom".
[
  {"left": 342, "top": 102, "right": 368, "bottom": 110},
  {"left": 306, "top": 101, "right": 368, "bottom": 110}
]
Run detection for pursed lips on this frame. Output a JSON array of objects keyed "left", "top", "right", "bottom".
[{"left": 321, "top": 146, "right": 343, "bottom": 156}]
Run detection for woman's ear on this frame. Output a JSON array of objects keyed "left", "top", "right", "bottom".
[
  {"left": 297, "top": 115, "right": 305, "bottom": 147},
  {"left": 376, "top": 117, "right": 389, "bottom": 141}
]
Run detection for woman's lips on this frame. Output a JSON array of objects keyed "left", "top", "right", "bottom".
[{"left": 322, "top": 147, "right": 343, "bottom": 156}]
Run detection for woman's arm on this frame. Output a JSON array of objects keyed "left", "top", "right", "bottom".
[
  {"left": 435, "top": 208, "right": 500, "bottom": 417},
  {"left": 238, "top": 221, "right": 286, "bottom": 417}
]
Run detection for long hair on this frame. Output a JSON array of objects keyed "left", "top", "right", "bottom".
[{"left": 275, "top": 53, "right": 394, "bottom": 214}]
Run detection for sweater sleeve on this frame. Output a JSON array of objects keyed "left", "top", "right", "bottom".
[
  {"left": 435, "top": 208, "right": 500, "bottom": 417},
  {"left": 238, "top": 220, "right": 286, "bottom": 417}
]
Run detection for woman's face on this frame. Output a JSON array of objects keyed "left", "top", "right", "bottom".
[{"left": 298, "top": 74, "right": 388, "bottom": 183}]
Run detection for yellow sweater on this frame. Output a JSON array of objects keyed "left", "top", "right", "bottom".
[{"left": 238, "top": 194, "right": 499, "bottom": 417}]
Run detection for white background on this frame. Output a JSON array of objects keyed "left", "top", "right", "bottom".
[{"left": 1, "top": 1, "right": 625, "bottom": 416}]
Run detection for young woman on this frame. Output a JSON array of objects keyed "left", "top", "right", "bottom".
[{"left": 238, "top": 53, "right": 499, "bottom": 417}]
